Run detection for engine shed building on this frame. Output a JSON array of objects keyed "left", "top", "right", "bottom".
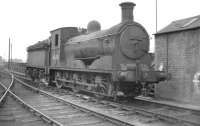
[{"left": 155, "top": 15, "right": 200, "bottom": 104}]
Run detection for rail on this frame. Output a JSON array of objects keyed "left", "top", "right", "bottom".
[
  {"left": 0, "top": 71, "right": 14, "bottom": 106},
  {"left": 14, "top": 71, "right": 200, "bottom": 126},
  {"left": 8, "top": 89, "right": 63, "bottom": 126},
  {"left": 15, "top": 77, "right": 136, "bottom": 126},
  {"left": 0, "top": 71, "right": 63, "bottom": 126}
]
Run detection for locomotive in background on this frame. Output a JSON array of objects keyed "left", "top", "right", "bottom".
[{"left": 26, "top": 2, "right": 169, "bottom": 98}]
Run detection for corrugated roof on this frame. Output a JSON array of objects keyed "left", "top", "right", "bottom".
[
  {"left": 156, "top": 15, "right": 200, "bottom": 35},
  {"left": 27, "top": 39, "right": 49, "bottom": 51},
  {"left": 66, "top": 21, "right": 142, "bottom": 44}
]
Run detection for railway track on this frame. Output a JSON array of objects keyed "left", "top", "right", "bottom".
[
  {"left": 0, "top": 83, "right": 5, "bottom": 99},
  {"left": 0, "top": 70, "right": 13, "bottom": 88},
  {"left": 0, "top": 70, "right": 13, "bottom": 106},
  {"left": 13, "top": 71, "right": 200, "bottom": 126},
  {"left": 37, "top": 86, "right": 200, "bottom": 126},
  {"left": 0, "top": 95, "right": 51, "bottom": 126},
  {"left": 0, "top": 70, "right": 62, "bottom": 126},
  {"left": 12, "top": 77, "right": 137, "bottom": 126}
]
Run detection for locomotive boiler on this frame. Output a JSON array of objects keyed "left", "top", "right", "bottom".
[{"left": 26, "top": 2, "right": 169, "bottom": 98}]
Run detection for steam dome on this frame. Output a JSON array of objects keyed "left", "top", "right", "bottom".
[{"left": 87, "top": 20, "right": 101, "bottom": 33}]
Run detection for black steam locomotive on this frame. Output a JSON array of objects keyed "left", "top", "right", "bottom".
[{"left": 26, "top": 2, "right": 168, "bottom": 98}]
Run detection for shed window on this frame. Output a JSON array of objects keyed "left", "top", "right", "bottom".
[{"left": 55, "top": 34, "right": 59, "bottom": 46}]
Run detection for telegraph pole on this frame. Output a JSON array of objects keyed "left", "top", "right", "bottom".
[
  {"left": 156, "top": 0, "right": 158, "bottom": 32},
  {"left": 11, "top": 43, "right": 12, "bottom": 69},
  {"left": 8, "top": 38, "right": 10, "bottom": 69}
]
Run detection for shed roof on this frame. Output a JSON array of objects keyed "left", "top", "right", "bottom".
[{"left": 155, "top": 15, "right": 200, "bottom": 35}]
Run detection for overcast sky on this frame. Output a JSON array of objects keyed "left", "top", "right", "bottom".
[{"left": 0, "top": 0, "right": 200, "bottom": 62}]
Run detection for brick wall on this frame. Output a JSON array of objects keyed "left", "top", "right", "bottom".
[{"left": 155, "top": 29, "right": 200, "bottom": 104}]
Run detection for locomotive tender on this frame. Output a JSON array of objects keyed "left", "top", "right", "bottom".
[{"left": 26, "top": 2, "right": 168, "bottom": 98}]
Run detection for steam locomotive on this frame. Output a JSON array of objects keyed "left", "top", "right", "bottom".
[{"left": 26, "top": 2, "right": 168, "bottom": 98}]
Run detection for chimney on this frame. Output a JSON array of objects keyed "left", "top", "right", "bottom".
[{"left": 119, "top": 2, "right": 136, "bottom": 22}]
